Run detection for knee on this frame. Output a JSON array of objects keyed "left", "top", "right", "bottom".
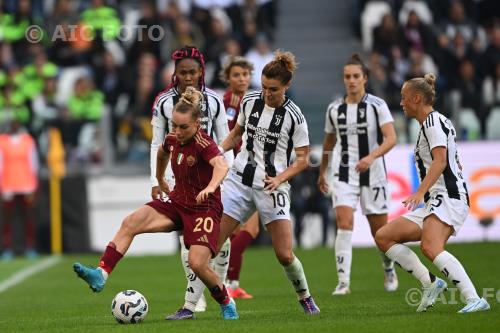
[
  {"left": 188, "top": 256, "right": 206, "bottom": 275},
  {"left": 374, "top": 228, "right": 391, "bottom": 252},
  {"left": 276, "top": 251, "right": 294, "bottom": 266},
  {"left": 121, "top": 213, "right": 138, "bottom": 235},
  {"left": 420, "top": 241, "right": 441, "bottom": 261},
  {"left": 336, "top": 217, "right": 353, "bottom": 230}
]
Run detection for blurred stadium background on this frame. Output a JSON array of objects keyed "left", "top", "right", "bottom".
[{"left": 0, "top": 0, "right": 499, "bottom": 329}]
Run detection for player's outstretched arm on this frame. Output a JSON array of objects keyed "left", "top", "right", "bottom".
[
  {"left": 156, "top": 145, "right": 171, "bottom": 196},
  {"left": 219, "top": 124, "right": 244, "bottom": 154},
  {"left": 196, "top": 156, "right": 229, "bottom": 204}
]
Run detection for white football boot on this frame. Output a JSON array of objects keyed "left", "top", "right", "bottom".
[
  {"left": 332, "top": 282, "right": 351, "bottom": 295},
  {"left": 417, "top": 277, "right": 447, "bottom": 312}
]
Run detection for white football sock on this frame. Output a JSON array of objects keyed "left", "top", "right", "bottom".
[
  {"left": 386, "top": 244, "right": 432, "bottom": 286},
  {"left": 228, "top": 280, "right": 239, "bottom": 289},
  {"left": 214, "top": 238, "right": 231, "bottom": 284},
  {"left": 180, "top": 235, "right": 206, "bottom": 311},
  {"left": 335, "top": 229, "right": 353, "bottom": 284},
  {"left": 283, "top": 256, "right": 311, "bottom": 300},
  {"left": 433, "top": 251, "right": 479, "bottom": 302}
]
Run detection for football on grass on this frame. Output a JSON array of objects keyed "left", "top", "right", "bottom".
[{"left": 111, "top": 290, "right": 148, "bottom": 324}]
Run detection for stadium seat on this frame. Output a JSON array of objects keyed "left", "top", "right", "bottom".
[
  {"left": 486, "top": 107, "right": 500, "bottom": 140},
  {"left": 458, "top": 108, "right": 481, "bottom": 141},
  {"left": 361, "top": 1, "right": 392, "bottom": 51}
]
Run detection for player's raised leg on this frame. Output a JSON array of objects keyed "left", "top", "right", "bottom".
[
  {"left": 267, "top": 219, "right": 320, "bottom": 315},
  {"left": 74, "top": 204, "right": 176, "bottom": 292}
]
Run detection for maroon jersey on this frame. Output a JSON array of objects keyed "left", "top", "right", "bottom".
[
  {"left": 223, "top": 89, "right": 244, "bottom": 153},
  {"left": 162, "top": 130, "right": 222, "bottom": 212}
]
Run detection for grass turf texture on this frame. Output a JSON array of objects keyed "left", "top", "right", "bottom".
[{"left": 0, "top": 242, "right": 498, "bottom": 333}]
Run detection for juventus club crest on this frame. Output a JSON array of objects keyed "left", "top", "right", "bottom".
[
  {"left": 274, "top": 115, "right": 283, "bottom": 126},
  {"left": 359, "top": 108, "right": 366, "bottom": 119}
]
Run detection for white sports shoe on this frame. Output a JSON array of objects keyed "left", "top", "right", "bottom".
[
  {"left": 332, "top": 282, "right": 350, "bottom": 295},
  {"left": 384, "top": 268, "right": 398, "bottom": 292},
  {"left": 417, "top": 277, "right": 447, "bottom": 312},
  {"left": 195, "top": 293, "right": 207, "bottom": 312},
  {"left": 458, "top": 297, "right": 490, "bottom": 313}
]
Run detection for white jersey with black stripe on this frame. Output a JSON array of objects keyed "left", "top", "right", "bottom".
[
  {"left": 233, "top": 91, "right": 309, "bottom": 191},
  {"left": 414, "top": 111, "right": 469, "bottom": 204},
  {"left": 324, "top": 93, "right": 393, "bottom": 187},
  {"left": 149, "top": 86, "right": 231, "bottom": 187}
]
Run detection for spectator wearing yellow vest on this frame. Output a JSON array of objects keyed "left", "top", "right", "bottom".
[{"left": 0, "top": 119, "right": 39, "bottom": 261}]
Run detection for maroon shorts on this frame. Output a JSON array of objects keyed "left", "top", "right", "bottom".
[{"left": 146, "top": 199, "right": 221, "bottom": 256}]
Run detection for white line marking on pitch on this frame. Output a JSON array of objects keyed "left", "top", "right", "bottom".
[{"left": 0, "top": 256, "right": 62, "bottom": 294}]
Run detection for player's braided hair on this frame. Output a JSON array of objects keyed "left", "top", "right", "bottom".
[
  {"left": 406, "top": 73, "right": 437, "bottom": 105},
  {"left": 169, "top": 45, "right": 206, "bottom": 90},
  {"left": 262, "top": 50, "right": 298, "bottom": 85},
  {"left": 174, "top": 86, "right": 204, "bottom": 119}
]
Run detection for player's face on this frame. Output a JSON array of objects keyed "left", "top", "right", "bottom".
[
  {"left": 176, "top": 59, "right": 202, "bottom": 92},
  {"left": 172, "top": 110, "right": 200, "bottom": 143},
  {"left": 400, "top": 83, "right": 415, "bottom": 118},
  {"left": 262, "top": 75, "right": 289, "bottom": 108},
  {"left": 343, "top": 64, "right": 367, "bottom": 96},
  {"left": 228, "top": 65, "right": 251, "bottom": 95}
]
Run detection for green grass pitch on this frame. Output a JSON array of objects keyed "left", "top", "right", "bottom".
[{"left": 0, "top": 242, "right": 498, "bottom": 333}]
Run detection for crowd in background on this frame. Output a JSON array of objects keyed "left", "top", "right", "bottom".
[
  {"left": 0, "top": 0, "right": 499, "bottom": 164},
  {"left": 0, "top": 0, "right": 277, "bottom": 166},
  {"left": 357, "top": 0, "right": 500, "bottom": 140}
]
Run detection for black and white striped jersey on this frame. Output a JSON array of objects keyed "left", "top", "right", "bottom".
[
  {"left": 149, "top": 86, "right": 230, "bottom": 186},
  {"left": 325, "top": 94, "right": 393, "bottom": 187},
  {"left": 414, "top": 111, "right": 469, "bottom": 204},
  {"left": 233, "top": 91, "right": 309, "bottom": 190}
]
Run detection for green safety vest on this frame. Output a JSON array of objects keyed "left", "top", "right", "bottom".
[
  {"left": 68, "top": 91, "right": 104, "bottom": 121},
  {"left": 81, "top": 6, "right": 121, "bottom": 41}
]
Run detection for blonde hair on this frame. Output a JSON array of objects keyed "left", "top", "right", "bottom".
[
  {"left": 406, "top": 73, "right": 437, "bottom": 105},
  {"left": 219, "top": 56, "right": 254, "bottom": 84},
  {"left": 174, "top": 86, "right": 204, "bottom": 119},
  {"left": 262, "top": 50, "right": 298, "bottom": 84}
]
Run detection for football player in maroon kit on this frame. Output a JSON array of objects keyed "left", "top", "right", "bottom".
[
  {"left": 73, "top": 87, "right": 239, "bottom": 320},
  {"left": 220, "top": 56, "right": 259, "bottom": 299}
]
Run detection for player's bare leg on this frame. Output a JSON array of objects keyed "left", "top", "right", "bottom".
[{"left": 74, "top": 205, "right": 176, "bottom": 292}]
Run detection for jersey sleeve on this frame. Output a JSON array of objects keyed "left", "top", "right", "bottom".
[
  {"left": 236, "top": 95, "right": 249, "bottom": 127},
  {"left": 424, "top": 114, "right": 447, "bottom": 150},
  {"left": 151, "top": 95, "right": 168, "bottom": 129},
  {"left": 200, "top": 139, "right": 222, "bottom": 163},
  {"left": 293, "top": 117, "right": 310, "bottom": 148},
  {"left": 324, "top": 104, "right": 335, "bottom": 134},
  {"left": 150, "top": 125, "right": 166, "bottom": 187},
  {"left": 376, "top": 99, "right": 394, "bottom": 126}
]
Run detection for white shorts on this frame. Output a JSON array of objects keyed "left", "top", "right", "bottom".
[
  {"left": 222, "top": 172, "right": 291, "bottom": 225},
  {"left": 332, "top": 179, "right": 389, "bottom": 215},
  {"left": 403, "top": 192, "right": 469, "bottom": 236}
]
